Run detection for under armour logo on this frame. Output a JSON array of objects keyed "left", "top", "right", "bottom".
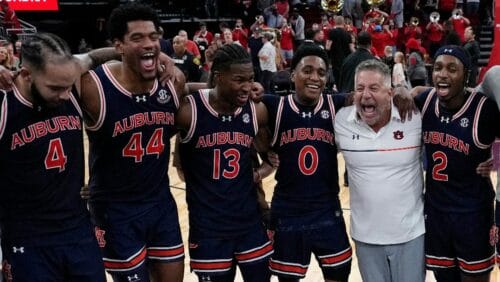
[
  {"left": 440, "top": 116, "right": 450, "bottom": 123},
  {"left": 443, "top": 48, "right": 454, "bottom": 53},
  {"left": 12, "top": 247, "right": 24, "bottom": 254},
  {"left": 301, "top": 112, "right": 312, "bottom": 118},
  {"left": 201, "top": 276, "right": 212, "bottom": 282},
  {"left": 221, "top": 115, "right": 232, "bottom": 122},
  {"left": 134, "top": 95, "right": 147, "bottom": 103},
  {"left": 127, "top": 274, "right": 140, "bottom": 282},
  {"left": 352, "top": 134, "right": 359, "bottom": 140}
]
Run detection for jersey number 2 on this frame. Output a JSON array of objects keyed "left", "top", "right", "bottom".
[
  {"left": 213, "top": 148, "right": 240, "bottom": 179},
  {"left": 45, "top": 138, "right": 67, "bottom": 172},
  {"left": 432, "top": 151, "right": 448, "bottom": 181},
  {"left": 122, "top": 128, "right": 165, "bottom": 162}
]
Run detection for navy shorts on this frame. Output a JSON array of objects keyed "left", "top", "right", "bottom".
[
  {"left": 1, "top": 224, "right": 105, "bottom": 282},
  {"left": 269, "top": 211, "right": 352, "bottom": 281},
  {"left": 425, "top": 204, "right": 495, "bottom": 275},
  {"left": 189, "top": 223, "right": 273, "bottom": 282},
  {"left": 90, "top": 200, "right": 184, "bottom": 281}
]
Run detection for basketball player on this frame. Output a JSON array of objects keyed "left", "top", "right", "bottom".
[
  {"left": 79, "top": 3, "right": 186, "bottom": 282},
  {"left": 261, "top": 43, "right": 352, "bottom": 282},
  {"left": 415, "top": 45, "right": 500, "bottom": 282},
  {"left": 0, "top": 33, "right": 106, "bottom": 281},
  {"left": 176, "top": 44, "right": 273, "bottom": 282}
]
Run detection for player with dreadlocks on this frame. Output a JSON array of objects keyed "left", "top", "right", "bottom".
[{"left": 176, "top": 43, "right": 273, "bottom": 282}]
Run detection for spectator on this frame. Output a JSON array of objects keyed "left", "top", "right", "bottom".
[
  {"left": 0, "top": 0, "right": 21, "bottom": 41},
  {"left": 248, "top": 26, "right": 264, "bottom": 82},
  {"left": 3, "top": 41, "right": 19, "bottom": 70},
  {"left": 232, "top": 18, "right": 249, "bottom": 48},
  {"left": 449, "top": 8, "right": 470, "bottom": 43},
  {"left": 258, "top": 31, "right": 277, "bottom": 93},
  {"left": 279, "top": 18, "right": 295, "bottom": 67},
  {"left": 406, "top": 38, "right": 427, "bottom": 87},
  {"left": 290, "top": 11, "right": 305, "bottom": 48},
  {"left": 264, "top": 4, "right": 284, "bottom": 28},
  {"left": 463, "top": 26, "right": 480, "bottom": 87},
  {"left": 426, "top": 15, "right": 444, "bottom": 57},
  {"left": 0, "top": 45, "right": 13, "bottom": 70},
  {"left": 327, "top": 16, "right": 353, "bottom": 85},
  {"left": 222, "top": 27, "right": 237, "bottom": 45},
  {"left": 305, "top": 28, "right": 324, "bottom": 48},
  {"left": 193, "top": 22, "right": 213, "bottom": 46},
  {"left": 338, "top": 31, "right": 375, "bottom": 93},
  {"left": 391, "top": 0, "right": 404, "bottom": 28},
  {"left": 178, "top": 29, "right": 201, "bottom": 59},
  {"left": 275, "top": 0, "right": 290, "bottom": 19},
  {"left": 172, "top": 35, "right": 202, "bottom": 82},
  {"left": 392, "top": 51, "right": 407, "bottom": 87}
]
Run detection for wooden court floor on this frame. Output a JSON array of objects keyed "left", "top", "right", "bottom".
[{"left": 84, "top": 137, "right": 499, "bottom": 282}]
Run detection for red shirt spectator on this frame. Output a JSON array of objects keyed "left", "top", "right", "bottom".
[
  {"left": 179, "top": 30, "right": 201, "bottom": 58},
  {"left": 194, "top": 23, "right": 214, "bottom": 46},
  {"left": 439, "top": 0, "right": 456, "bottom": 13},
  {"left": 232, "top": 19, "right": 249, "bottom": 48},
  {"left": 0, "top": 2, "right": 21, "bottom": 31},
  {"left": 280, "top": 23, "right": 294, "bottom": 51},
  {"left": 426, "top": 22, "right": 443, "bottom": 43},
  {"left": 275, "top": 0, "right": 289, "bottom": 19},
  {"left": 451, "top": 14, "right": 470, "bottom": 43},
  {"left": 370, "top": 27, "right": 393, "bottom": 57}
]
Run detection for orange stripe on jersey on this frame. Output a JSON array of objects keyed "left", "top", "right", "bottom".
[
  {"left": 235, "top": 242, "right": 273, "bottom": 262},
  {"left": 269, "top": 260, "right": 308, "bottom": 275},
  {"left": 320, "top": 247, "right": 352, "bottom": 265},
  {"left": 426, "top": 257, "right": 455, "bottom": 267},
  {"left": 147, "top": 245, "right": 184, "bottom": 258},
  {"left": 104, "top": 248, "right": 147, "bottom": 270},
  {"left": 190, "top": 260, "right": 233, "bottom": 270},
  {"left": 458, "top": 257, "right": 495, "bottom": 272}
]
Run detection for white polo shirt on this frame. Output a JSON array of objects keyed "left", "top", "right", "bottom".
[{"left": 334, "top": 103, "right": 425, "bottom": 244}]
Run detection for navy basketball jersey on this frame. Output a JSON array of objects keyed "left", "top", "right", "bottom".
[
  {"left": 265, "top": 94, "right": 344, "bottom": 218},
  {"left": 86, "top": 64, "right": 179, "bottom": 203},
  {"left": 0, "top": 86, "right": 88, "bottom": 245},
  {"left": 179, "top": 90, "right": 260, "bottom": 239},
  {"left": 420, "top": 89, "right": 499, "bottom": 212}
]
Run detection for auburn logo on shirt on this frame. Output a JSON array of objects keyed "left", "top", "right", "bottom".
[{"left": 393, "top": 130, "right": 404, "bottom": 140}]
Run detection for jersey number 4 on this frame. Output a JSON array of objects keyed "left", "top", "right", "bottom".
[
  {"left": 45, "top": 138, "right": 67, "bottom": 172},
  {"left": 432, "top": 151, "right": 448, "bottom": 181},
  {"left": 122, "top": 128, "right": 165, "bottom": 163},
  {"left": 213, "top": 148, "right": 240, "bottom": 179}
]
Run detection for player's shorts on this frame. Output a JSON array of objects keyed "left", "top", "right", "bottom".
[
  {"left": 425, "top": 204, "right": 495, "bottom": 275},
  {"left": 269, "top": 210, "right": 352, "bottom": 281},
  {"left": 1, "top": 223, "right": 105, "bottom": 282},
  {"left": 90, "top": 200, "right": 184, "bottom": 281},
  {"left": 189, "top": 223, "right": 273, "bottom": 282}
]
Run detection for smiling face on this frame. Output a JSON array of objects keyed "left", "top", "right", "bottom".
[
  {"left": 354, "top": 69, "right": 392, "bottom": 132},
  {"left": 432, "top": 54, "right": 466, "bottom": 107},
  {"left": 216, "top": 62, "right": 254, "bottom": 107},
  {"left": 292, "top": 55, "right": 327, "bottom": 106},
  {"left": 116, "top": 20, "right": 160, "bottom": 81}
]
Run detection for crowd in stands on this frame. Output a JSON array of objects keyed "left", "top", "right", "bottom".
[{"left": 157, "top": 0, "right": 490, "bottom": 93}]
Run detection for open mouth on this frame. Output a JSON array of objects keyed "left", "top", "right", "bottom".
[
  {"left": 436, "top": 82, "right": 451, "bottom": 96},
  {"left": 360, "top": 104, "right": 377, "bottom": 118},
  {"left": 140, "top": 52, "right": 156, "bottom": 72}
]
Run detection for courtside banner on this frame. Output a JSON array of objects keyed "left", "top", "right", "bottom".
[{"left": 6, "top": 0, "right": 59, "bottom": 11}]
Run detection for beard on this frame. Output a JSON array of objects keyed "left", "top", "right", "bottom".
[{"left": 31, "top": 83, "right": 65, "bottom": 115}]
